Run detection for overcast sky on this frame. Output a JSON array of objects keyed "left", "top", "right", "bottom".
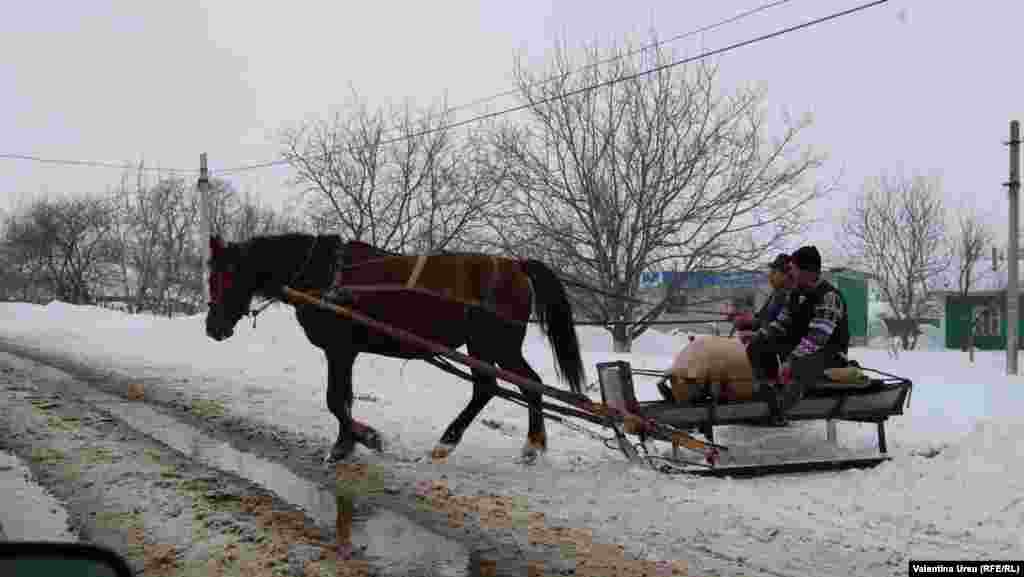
[{"left": 3, "top": 0, "right": 1022, "bottom": 264}]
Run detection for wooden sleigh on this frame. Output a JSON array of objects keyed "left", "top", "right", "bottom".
[{"left": 595, "top": 336, "right": 913, "bottom": 477}]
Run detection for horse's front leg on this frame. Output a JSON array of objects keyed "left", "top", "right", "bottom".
[
  {"left": 325, "top": 349, "right": 358, "bottom": 463},
  {"left": 324, "top": 348, "right": 385, "bottom": 463}
]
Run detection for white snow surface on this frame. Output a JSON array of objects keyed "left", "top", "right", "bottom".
[
  {"left": 0, "top": 451, "right": 77, "bottom": 542},
  {"left": 1, "top": 301, "right": 1023, "bottom": 570}
]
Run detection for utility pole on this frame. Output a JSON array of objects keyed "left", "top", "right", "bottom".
[
  {"left": 1006, "top": 122, "right": 1020, "bottom": 375},
  {"left": 198, "top": 153, "right": 211, "bottom": 309}
]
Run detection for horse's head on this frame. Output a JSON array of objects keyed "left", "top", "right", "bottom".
[
  {"left": 205, "top": 235, "right": 255, "bottom": 341},
  {"left": 205, "top": 233, "right": 345, "bottom": 341}
]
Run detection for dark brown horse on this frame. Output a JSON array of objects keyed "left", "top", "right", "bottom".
[{"left": 204, "top": 233, "right": 585, "bottom": 464}]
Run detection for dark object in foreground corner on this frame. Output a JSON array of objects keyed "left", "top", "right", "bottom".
[{"left": 0, "top": 541, "right": 134, "bottom": 577}]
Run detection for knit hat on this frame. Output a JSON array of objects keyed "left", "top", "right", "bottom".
[
  {"left": 791, "top": 246, "right": 822, "bottom": 273},
  {"left": 768, "top": 253, "right": 790, "bottom": 271}
]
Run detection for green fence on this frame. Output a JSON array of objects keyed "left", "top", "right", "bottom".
[{"left": 826, "top": 270, "right": 868, "bottom": 345}]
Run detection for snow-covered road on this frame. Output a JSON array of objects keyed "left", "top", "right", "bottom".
[{"left": 1, "top": 301, "right": 1021, "bottom": 575}]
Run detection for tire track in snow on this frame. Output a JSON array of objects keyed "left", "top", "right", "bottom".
[
  {"left": 0, "top": 339, "right": 655, "bottom": 576},
  {"left": 4, "top": 335, "right": 1018, "bottom": 576}
]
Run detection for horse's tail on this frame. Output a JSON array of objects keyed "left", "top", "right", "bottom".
[{"left": 520, "top": 259, "right": 585, "bottom": 395}]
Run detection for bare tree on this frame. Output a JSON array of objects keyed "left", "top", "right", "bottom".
[
  {"left": 109, "top": 162, "right": 146, "bottom": 308},
  {"left": 0, "top": 169, "right": 294, "bottom": 317},
  {"left": 488, "top": 37, "right": 830, "bottom": 351},
  {"left": 122, "top": 171, "right": 163, "bottom": 312},
  {"left": 279, "top": 93, "right": 501, "bottom": 253},
  {"left": 109, "top": 172, "right": 198, "bottom": 315},
  {"left": 0, "top": 228, "right": 43, "bottom": 302},
  {"left": 119, "top": 174, "right": 295, "bottom": 316},
  {"left": 952, "top": 207, "right": 995, "bottom": 297},
  {"left": 842, "top": 171, "right": 950, "bottom": 351},
  {"left": 233, "top": 187, "right": 303, "bottom": 240},
  {"left": 150, "top": 178, "right": 202, "bottom": 316},
  {"left": 3, "top": 194, "right": 121, "bottom": 305},
  {"left": 205, "top": 178, "right": 246, "bottom": 241},
  {"left": 949, "top": 206, "right": 996, "bottom": 355}
]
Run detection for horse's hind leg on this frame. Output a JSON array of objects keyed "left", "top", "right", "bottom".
[
  {"left": 498, "top": 353, "right": 548, "bottom": 463},
  {"left": 433, "top": 366, "right": 495, "bottom": 460}
]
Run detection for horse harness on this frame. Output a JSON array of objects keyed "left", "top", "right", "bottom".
[
  {"left": 330, "top": 250, "right": 505, "bottom": 319},
  {"left": 235, "top": 234, "right": 516, "bottom": 330},
  {"left": 222, "top": 237, "right": 507, "bottom": 330}
]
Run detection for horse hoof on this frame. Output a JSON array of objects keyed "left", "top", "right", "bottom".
[
  {"left": 431, "top": 443, "right": 455, "bottom": 462},
  {"left": 361, "top": 429, "right": 384, "bottom": 452},
  {"left": 517, "top": 445, "right": 546, "bottom": 465},
  {"left": 516, "top": 452, "right": 541, "bottom": 466},
  {"left": 324, "top": 441, "right": 356, "bottom": 464}
]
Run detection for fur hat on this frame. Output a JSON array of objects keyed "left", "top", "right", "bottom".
[{"left": 790, "top": 246, "right": 822, "bottom": 273}]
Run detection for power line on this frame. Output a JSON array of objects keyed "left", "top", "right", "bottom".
[
  {"left": 216, "top": 0, "right": 798, "bottom": 177},
  {"left": 0, "top": 0, "right": 885, "bottom": 180},
  {"left": 432, "top": 0, "right": 797, "bottom": 123},
  {"left": 0, "top": 153, "right": 196, "bottom": 174},
  {"left": 215, "top": 0, "right": 888, "bottom": 176}
]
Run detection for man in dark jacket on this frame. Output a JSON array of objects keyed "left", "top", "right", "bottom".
[
  {"left": 738, "top": 254, "right": 799, "bottom": 394},
  {"left": 732, "top": 254, "right": 793, "bottom": 343},
  {"left": 751, "top": 246, "right": 851, "bottom": 423}
]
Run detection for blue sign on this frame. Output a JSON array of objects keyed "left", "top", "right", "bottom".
[
  {"left": 638, "top": 270, "right": 767, "bottom": 289},
  {"left": 639, "top": 271, "right": 665, "bottom": 288}
]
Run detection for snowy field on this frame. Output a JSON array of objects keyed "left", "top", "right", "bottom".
[{"left": 1, "top": 300, "right": 1022, "bottom": 571}]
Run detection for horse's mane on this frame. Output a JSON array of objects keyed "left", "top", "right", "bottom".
[
  {"left": 240, "top": 234, "right": 402, "bottom": 257},
  {"left": 231, "top": 233, "right": 344, "bottom": 291},
  {"left": 342, "top": 239, "right": 403, "bottom": 257},
  {"left": 242, "top": 232, "right": 334, "bottom": 249}
]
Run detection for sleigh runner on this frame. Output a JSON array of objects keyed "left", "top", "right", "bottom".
[{"left": 206, "top": 233, "right": 912, "bottom": 478}]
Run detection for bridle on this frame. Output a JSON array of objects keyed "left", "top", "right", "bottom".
[{"left": 209, "top": 236, "right": 330, "bottom": 328}]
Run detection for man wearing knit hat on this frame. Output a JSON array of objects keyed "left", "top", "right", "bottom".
[
  {"left": 746, "top": 245, "right": 851, "bottom": 424},
  {"left": 731, "top": 253, "right": 794, "bottom": 343}
]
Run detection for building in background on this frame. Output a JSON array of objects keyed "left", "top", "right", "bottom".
[
  {"left": 637, "top": 267, "right": 870, "bottom": 346},
  {"left": 934, "top": 267, "right": 1023, "bottom": 351}
]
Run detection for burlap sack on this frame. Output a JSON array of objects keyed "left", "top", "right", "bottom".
[{"left": 668, "top": 336, "right": 757, "bottom": 404}]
